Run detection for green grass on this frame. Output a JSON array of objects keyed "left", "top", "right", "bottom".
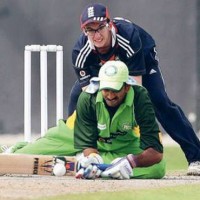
[
  {"left": 38, "top": 185, "right": 200, "bottom": 200},
  {"left": 36, "top": 146, "right": 198, "bottom": 200},
  {"left": 164, "top": 146, "right": 187, "bottom": 171}
]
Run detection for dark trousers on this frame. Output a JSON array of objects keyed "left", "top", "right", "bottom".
[
  {"left": 143, "top": 63, "right": 200, "bottom": 164},
  {"left": 68, "top": 80, "right": 82, "bottom": 117},
  {"left": 68, "top": 48, "right": 200, "bottom": 164}
]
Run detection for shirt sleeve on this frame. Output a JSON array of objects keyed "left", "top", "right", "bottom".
[
  {"left": 114, "top": 18, "right": 146, "bottom": 76},
  {"left": 72, "top": 36, "right": 92, "bottom": 87},
  {"left": 133, "top": 85, "right": 163, "bottom": 153},
  {"left": 126, "top": 50, "right": 146, "bottom": 76},
  {"left": 127, "top": 28, "right": 146, "bottom": 76},
  {"left": 74, "top": 92, "right": 98, "bottom": 150}
]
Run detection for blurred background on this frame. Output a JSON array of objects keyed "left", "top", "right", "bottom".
[{"left": 0, "top": 0, "right": 199, "bottom": 135}]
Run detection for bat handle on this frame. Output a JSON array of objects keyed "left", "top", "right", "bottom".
[{"left": 95, "top": 163, "right": 112, "bottom": 171}]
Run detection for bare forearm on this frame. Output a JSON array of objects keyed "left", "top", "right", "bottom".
[
  {"left": 83, "top": 148, "right": 99, "bottom": 156},
  {"left": 82, "top": 147, "right": 162, "bottom": 167},
  {"left": 132, "top": 75, "right": 142, "bottom": 85},
  {"left": 128, "top": 148, "right": 163, "bottom": 168}
]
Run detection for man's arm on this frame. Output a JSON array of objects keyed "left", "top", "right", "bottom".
[
  {"left": 72, "top": 36, "right": 92, "bottom": 88},
  {"left": 127, "top": 147, "right": 162, "bottom": 168},
  {"left": 83, "top": 148, "right": 99, "bottom": 156},
  {"left": 74, "top": 92, "right": 98, "bottom": 150},
  {"left": 74, "top": 92, "right": 105, "bottom": 179},
  {"left": 101, "top": 147, "right": 162, "bottom": 180},
  {"left": 134, "top": 85, "right": 163, "bottom": 153},
  {"left": 82, "top": 85, "right": 88, "bottom": 91},
  {"left": 74, "top": 93, "right": 100, "bottom": 155},
  {"left": 132, "top": 75, "right": 142, "bottom": 85}
]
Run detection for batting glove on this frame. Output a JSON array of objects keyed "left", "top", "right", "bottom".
[
  {"left": 1, "top": 142, "right": 28, "bottom": 154},
  {"left": 101, "top": 155, "right": 136, "bottom": 179},
  {"left": 85, "top": 77, "right": 100, "bottom": 94},
  {"left": 76, "top": 153, "right": 104, "bottom": 179}
]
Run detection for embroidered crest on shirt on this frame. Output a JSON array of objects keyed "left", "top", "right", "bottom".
[{"left": 121, "top": 123, "right": 132, "bottom": 131}]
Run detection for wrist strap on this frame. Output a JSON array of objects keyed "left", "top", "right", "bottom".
[{"left": 126, "top": 154, "right": 137, "bottom": 168}]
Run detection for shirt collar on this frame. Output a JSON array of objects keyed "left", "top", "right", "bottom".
[{"left": 111, "top": 24, "right": 117, "bottom": 47}]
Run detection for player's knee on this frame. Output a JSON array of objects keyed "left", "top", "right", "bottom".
[
  {"left": 144, "top": 159, "right": 166, "bottom": 179},
  {"left": 152, "top": 159, "right": 166, "bottom": 179},
  {"left": 132, "top": 159, "right": 166, "bottom": 179}
]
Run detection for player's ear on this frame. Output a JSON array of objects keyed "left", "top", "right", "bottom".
[
  {"left": 107, "top": 21, "right": 113, "bottom": 30},
  {"left": 83, "top": 29, "right": 88, "bottom": 36},
  {"left": 125, "top": 84, "right": 131, "bottom": 93}
]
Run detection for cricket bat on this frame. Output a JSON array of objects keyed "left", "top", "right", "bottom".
[
  {"left": 0, "top": 154, "right": 111, "bottom": 176},
  {"left": 0, "top": 154, "right": 77, "bottom": 176}
]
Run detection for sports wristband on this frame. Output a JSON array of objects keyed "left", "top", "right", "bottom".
[{"left": 126, "top": 154, "right": 137, "bottom": 168}]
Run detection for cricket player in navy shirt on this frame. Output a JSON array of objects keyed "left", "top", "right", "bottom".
[{"left": 68, "top": 3, "right": 200, "bottom": 175}]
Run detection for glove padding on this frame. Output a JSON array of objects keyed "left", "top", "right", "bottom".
[
  {"left": 101, "top": 157, "right": 133, "bottom": 179},
  {"left": 76, "top": 153, "right": 104, "bottom": 179}
]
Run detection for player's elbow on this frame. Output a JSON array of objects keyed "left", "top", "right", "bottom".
[
  {"left": 154, "top": 152, "right": 163, "bottom": 164},
  {"left": 146, "top": 147, "right": 163, "bottom": 165}
]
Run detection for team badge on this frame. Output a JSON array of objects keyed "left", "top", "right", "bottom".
[
  {"left": 80, "top": 70, "right": 86, "bottom": 77},
  {"left": 105, "top": 66, "right": 117, "bottom": 76},
  {"left": 87, "top": 7, "right": 95, "bottom": 18},
  {"left": 121, "top": 123, "right": 132, "bottom": 131}
]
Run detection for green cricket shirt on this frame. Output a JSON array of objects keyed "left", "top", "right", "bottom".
[{"left": 74, "top": 85, "right": 163, "bottom": 154}]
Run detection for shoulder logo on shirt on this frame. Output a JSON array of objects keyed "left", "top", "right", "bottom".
[
  {"left": 98, "top": 123, "right": 106, "bottom": 130},
  {"left": 80, "top": 70, "right": 86, "bottom": 77},
  {"left": 149, "top": 69, "right": 157, "bottom": 74},
  {"left": 79, "top": 70, "right": 91, "bottom": 81}
]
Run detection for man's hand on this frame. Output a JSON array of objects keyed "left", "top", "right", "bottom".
[
  {"left": 76, "top": 153, "right": 104, "bottom": 179},
  {"left": 101, "top": 157, "right": 134, "bottom": 179}
]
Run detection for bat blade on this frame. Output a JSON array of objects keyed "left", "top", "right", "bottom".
[{"left": 0, "top": 154, "right": 77, "bottom": 176}]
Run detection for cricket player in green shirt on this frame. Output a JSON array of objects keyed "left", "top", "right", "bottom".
[{"left": 74, "top": 60, "right": 165, "bottom": 179}]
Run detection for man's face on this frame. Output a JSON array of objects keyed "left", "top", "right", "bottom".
[
  {"left": 101, "top": 85, "right": 130, "bottom": 107},
  {"left": 84, "top": 22, "right": 112, "bottom": 52}
]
